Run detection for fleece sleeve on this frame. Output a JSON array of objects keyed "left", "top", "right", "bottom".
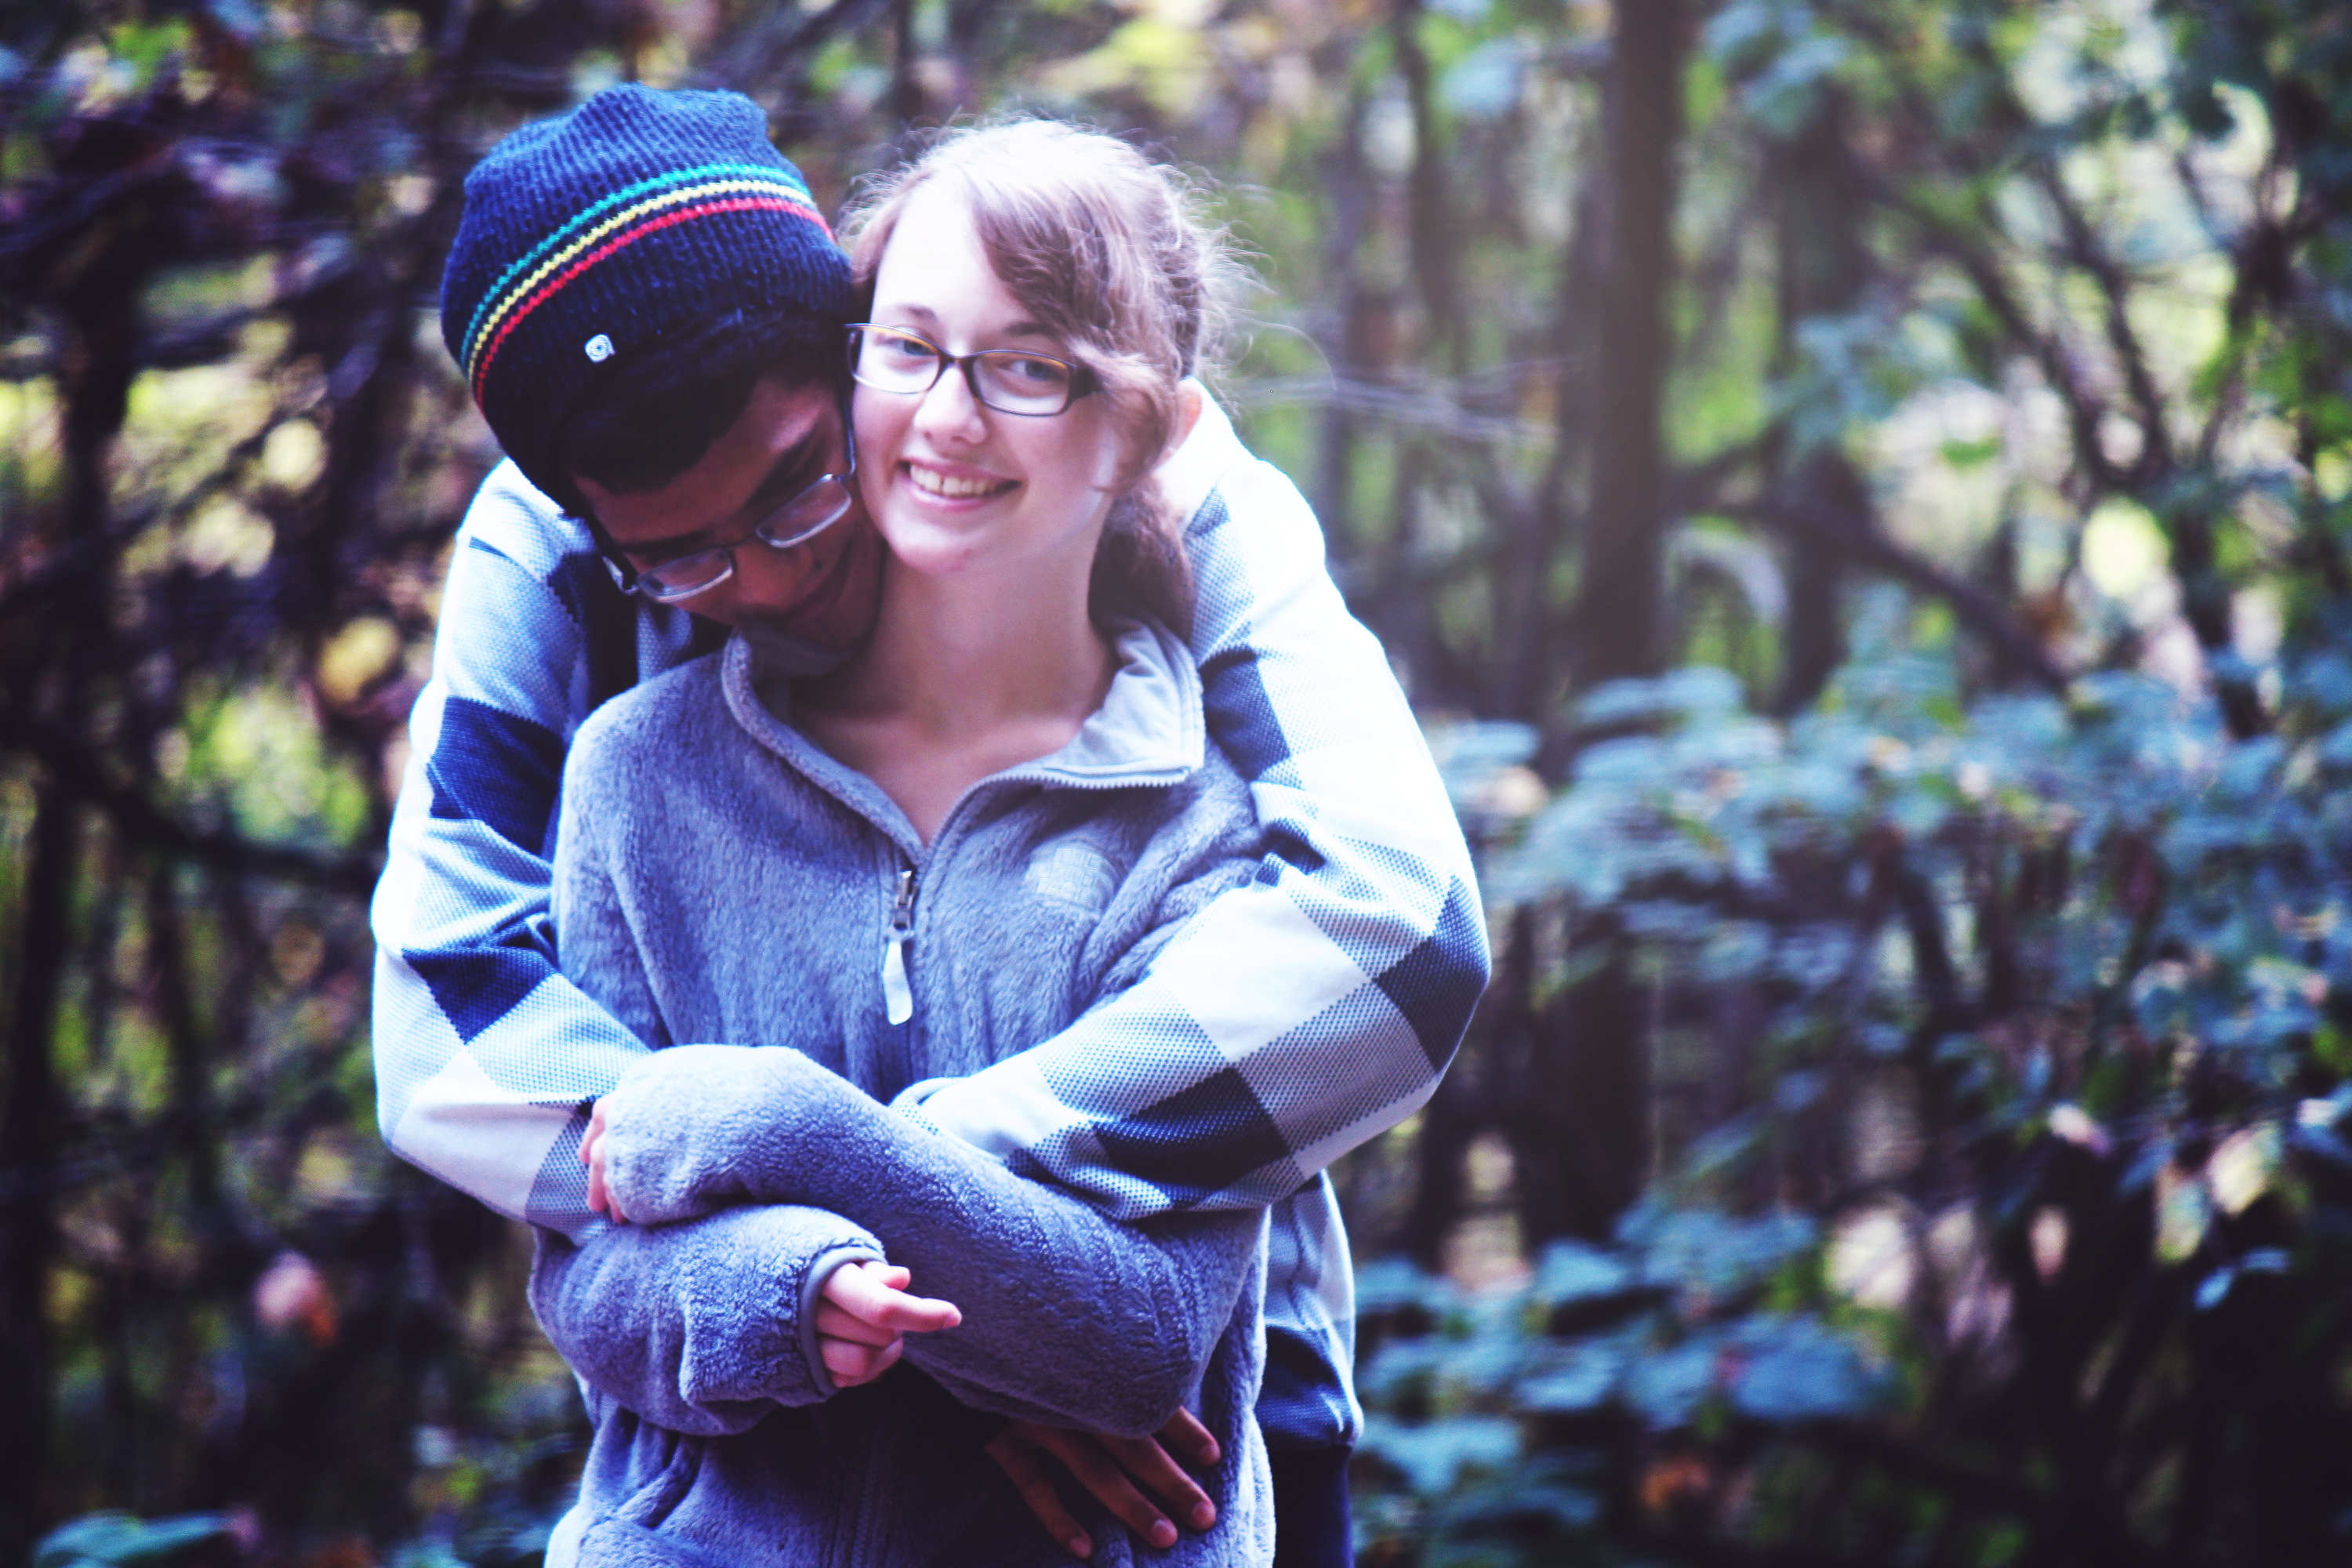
[
  {"left": 528, "top": 1205, "right": 884, "bottom": 1434},
  {"left": 597, "top": 1044, "right": 1265, "bottom": 1438},
  {"left": 369, "top": 464, "right": 713, "bottom": 1241},
  {"left": 533, "top": 725, "right": 896, "bottom": 1428},
  {"left": 891, "top": 400, "right": 1491, "bottom": 1216}
]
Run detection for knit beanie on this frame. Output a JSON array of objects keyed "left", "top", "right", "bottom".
[{"left": 440, "top": 84, "right": 853, "bottom": 501}]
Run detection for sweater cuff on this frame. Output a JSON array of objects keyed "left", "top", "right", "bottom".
[{"left": 797, "top": 1243, "right": 887, "bottom": 1399}]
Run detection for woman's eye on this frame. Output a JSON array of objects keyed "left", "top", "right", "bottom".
[
  {"left": 882, "top": 335, "right": 937, "bottom": 363},
  {"left": 1000, "top": 355, "right": 1070, "bottom": 387}
]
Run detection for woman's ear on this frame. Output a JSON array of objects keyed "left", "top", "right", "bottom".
[{"left": 1164, "top": 379, "right": 1206, "bottom": 463}]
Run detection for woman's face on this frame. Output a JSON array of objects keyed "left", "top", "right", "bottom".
[{"left": 853, "top": 183, "right": 1127, "bottom": 589}]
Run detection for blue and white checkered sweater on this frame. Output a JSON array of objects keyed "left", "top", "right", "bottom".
[{"left": 368, "top": 401, "right": 1490, "bottom": 1448}]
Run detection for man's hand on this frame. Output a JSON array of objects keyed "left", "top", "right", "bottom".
[
  {"left": 985, "top": 1410, "right": 1221, "bottom": 1559},
  {"left": 815, "top": 1258, "right": 960, "bottom": 1388},
  {"left": 579, "top": 1097, "right": 626, "bottom": 1222}
]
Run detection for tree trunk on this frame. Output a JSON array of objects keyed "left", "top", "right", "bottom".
[
  {"left": 1, "top": 780, "right": 79, "bottom": 1566},
  {"left": 1572, "top": 0, "right": 1683, "bottom": 688},
  {"left": 1772, "top": 92, "right": 1871, "bottom": 713},
  {"left": 1524, "top": 0, "right": 1685, "bottom": 1252}
]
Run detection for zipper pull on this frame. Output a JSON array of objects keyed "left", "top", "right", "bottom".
[{"left": 880, "top": 866, "right": 916, "bottom": 1025}]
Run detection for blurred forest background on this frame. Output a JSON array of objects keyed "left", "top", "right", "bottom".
[{"left": 7, "top": 0, "right": 2352, "bottom": 1563}]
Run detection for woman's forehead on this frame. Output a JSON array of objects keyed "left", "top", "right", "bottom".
[{"left": 869, "top": 187, "right": 1039, "bottom": 333}]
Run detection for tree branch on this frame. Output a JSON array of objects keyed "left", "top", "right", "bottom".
[
  {"left": 1722, "top": 495, "right": 2070, "bottom": 691},
  {"left": 0, "top": 710, "right": 379, "bottom": 895},
  {"left": 2031, "top": 161, "right": 2173, "bottom": 472}
]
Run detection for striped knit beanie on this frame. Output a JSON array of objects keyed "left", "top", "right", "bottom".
[{"left": 441, "top": 84, "right": 852, "bottom": 501}]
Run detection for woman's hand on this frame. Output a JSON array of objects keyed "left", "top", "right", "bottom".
[
  {"left": 985, "top": 1410, "right": 1221, "bottom": 1559},
  {"left": 816, "top": 1258, "right": 961, "bottom": 1387}
]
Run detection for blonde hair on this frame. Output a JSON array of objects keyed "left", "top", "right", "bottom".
[{"left": 841, "top": 119, "right": 1245, "bottom": 633}]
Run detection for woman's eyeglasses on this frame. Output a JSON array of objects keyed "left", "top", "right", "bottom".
[{"left": 848, "top": 324, "right": 1098, "bottom": 417}]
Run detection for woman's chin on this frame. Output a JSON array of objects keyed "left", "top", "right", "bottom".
[{"left": 875, "top": 518, "right": 998, "bottom": 580}]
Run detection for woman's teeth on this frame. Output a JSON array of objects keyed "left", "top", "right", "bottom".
[{"left": 908, "top": 465, "right": 1010, "bottom": 499}]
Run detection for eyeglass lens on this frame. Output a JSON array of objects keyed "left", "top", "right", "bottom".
[
  {"left": 621, "top": 473, "right": 855, "bottom": 603},
  {"left": 851, "top": 326, "right": 1079, "bottom": 416}
]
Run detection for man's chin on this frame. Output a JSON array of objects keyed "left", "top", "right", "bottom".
[
  {"left": 735, "top": 615, "right": 861, "bottom": 678},
  {"left": 760, "top": 519, "right": 885, "bottom": 650}
]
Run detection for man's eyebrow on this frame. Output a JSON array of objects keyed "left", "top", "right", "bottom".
[
  {"left": 621, "top": 425, "right": 833, "bottom": 560},
  {"left": 739, "top": 425, "right": 834, "bottom": 510}
]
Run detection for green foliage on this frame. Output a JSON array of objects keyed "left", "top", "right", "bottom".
[
  {"left": 1370, "top": 591, "right": 2352, "bottom": 1560},
  {"left": 13, "top": 0, "right": 2352, "bottom": 1563},
  {"left": 36, "top": 1515, "right": 231, "bottom": 1568},
  {"left": 1356, "top": 1212, "right": 1896, "bottom": 1562}
]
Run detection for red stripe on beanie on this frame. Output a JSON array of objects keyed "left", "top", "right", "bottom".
[{"left": 470, "top": 195, "right": 826, "bottom": 402}]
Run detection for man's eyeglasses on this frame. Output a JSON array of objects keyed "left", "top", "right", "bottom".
[
  {"left": 848, "top": 324, "right": 1098, "bottom": 417},
  {"left": 590, "top": 436, "right": 857, "bottom": 606}
]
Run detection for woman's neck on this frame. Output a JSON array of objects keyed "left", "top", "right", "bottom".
[{"left": 796, "top": 550, "right": 1114, "bottom": 841}]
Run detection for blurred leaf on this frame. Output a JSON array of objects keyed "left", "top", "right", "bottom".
[
  {"left": 1622, "top": 1340, "right": 1719, "bottom": 1429},
  {"left": 37, "top": 1515, "right": 232, "bottom": 1568},
  {"left": 1518, "top": 1340, "right": 1628, "bottom": 1413},
  {"left": 1726, "top": 1316, "right": 1888, "bottom": 1421},
  {"left": 1531, "top": 1240, "right": 1636, "bottom": 1306},
  {"left": 1358, "top": 1416, "right": 1523, "bottom": 1497},
  {"left": 2157, "top": 1163, "right": 2214, "bottom": 1265}
]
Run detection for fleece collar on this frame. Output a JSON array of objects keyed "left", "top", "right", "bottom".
[{"left": 721, "top": 616, "right": 1205, "bottom": 796}]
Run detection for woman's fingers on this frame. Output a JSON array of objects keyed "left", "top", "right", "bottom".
[
  {"left": 1154, "top": 1408, "right": 1221, "bottom": 1470},
  {"left": 813, "top": 1300, "right": 904, "bottom": 1346},
  {"left": 1027, "top": 1426, "right": 1178, "bottom": 1549},
  {"left": 984, "top": 1428, "right": 1092, "bottom": 1559},
  {"left": 822, "top": 1258, "right": 962, "bottom": 1334},
  {"left": 819, "top": 1330, "right": 903, "bottom": 1386}
]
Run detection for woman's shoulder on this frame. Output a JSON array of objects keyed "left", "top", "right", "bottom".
[{"left": 566, "top": 649, "right": 733, "bottom": 786}]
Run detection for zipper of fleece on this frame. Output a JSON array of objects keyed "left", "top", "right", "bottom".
[
  {"left": 879, "top": 863, "right": 916, "bottom": 1025},
  {"left": 865, "top": 763, "right": 1183, "bottom": 1032}
]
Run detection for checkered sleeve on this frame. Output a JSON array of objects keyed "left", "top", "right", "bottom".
[
  {"left": 370, "top": 463, "right": 709, "bottom": 1241},
  {"left": 896, "top": 405, "right": 1490, "bottom": 1218}
]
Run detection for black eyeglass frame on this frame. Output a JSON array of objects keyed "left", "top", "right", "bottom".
[
  {"left": 580, "top": 391, "right": 859, "bottom": 605},
  {"left": 846, "top": 323, "right": 1100, "bottom": 416}
]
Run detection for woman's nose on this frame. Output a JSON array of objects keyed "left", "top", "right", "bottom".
[{"left": 913, "top": 361, "right": 988, "bottom": 441}]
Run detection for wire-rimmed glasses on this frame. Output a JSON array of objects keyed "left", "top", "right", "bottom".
[{"left": 591, "top": 444, "right": 857, "bottom": 605}]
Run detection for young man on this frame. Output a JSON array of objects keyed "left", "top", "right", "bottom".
[{"left": 372, "top": 85, "right": 1486, "bottom": 1566}]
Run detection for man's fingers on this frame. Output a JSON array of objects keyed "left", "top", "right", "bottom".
[
  {"left": 579, "top": 1105, "right": 626, "bottom": 1223},
  {"left": 1030, "top": 1428, "right": 1177, "bottom": 1549},
  {"left": 1102, "top": 1434, "right": 1216, "bottom": 1531},
  {"left": 1155, "top": 1409, "right": 1221, "bottom": 1469},
  {"left": 985, "top": 1430, "right": 1092, "bottom": 1559}
]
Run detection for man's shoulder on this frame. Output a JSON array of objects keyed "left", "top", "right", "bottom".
[{"left": 456, "top": 459, "right": 598, "bottom": 578}]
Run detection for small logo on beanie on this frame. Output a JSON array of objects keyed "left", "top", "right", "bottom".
[{"left": 584, "top": 333, "right": 615, "bottom": 363}]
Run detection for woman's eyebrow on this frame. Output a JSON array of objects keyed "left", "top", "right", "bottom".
[{"left": 891, "top": 303, "right": 1055, "bottom": 342}]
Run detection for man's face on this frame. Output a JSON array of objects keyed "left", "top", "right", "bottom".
[{"left": 573, "top": 372, "right": 885, "bottom": 646}]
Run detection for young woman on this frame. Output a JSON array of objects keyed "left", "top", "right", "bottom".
[{"left": 537, "top": 124, "right": 1284, "bottom": 1566}]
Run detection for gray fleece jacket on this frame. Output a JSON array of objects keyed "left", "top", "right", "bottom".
[{"left": 541, "top": 621, "right": 1275, "bottom": 1568}]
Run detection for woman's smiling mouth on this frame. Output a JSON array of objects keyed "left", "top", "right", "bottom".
[{"left": 905, "top": 460, "right": 1016, "bottom": 501}]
